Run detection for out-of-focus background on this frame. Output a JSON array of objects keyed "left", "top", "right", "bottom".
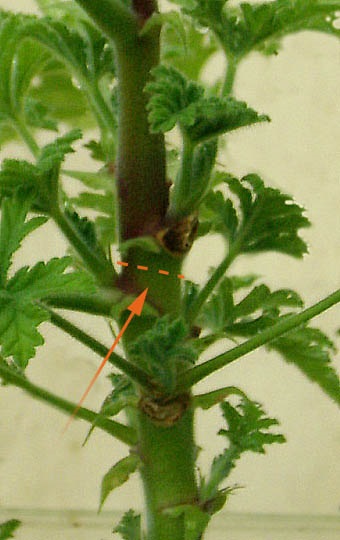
[{"left": 0, "top": 0, "right": 339, "bottom": 517}]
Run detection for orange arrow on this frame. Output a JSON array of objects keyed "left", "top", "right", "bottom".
[{"left": 62, "top": 288, "right": 148, "bottom": 433}]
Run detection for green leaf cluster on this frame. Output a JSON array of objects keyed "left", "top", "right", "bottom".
[
  {"left": 197, "top": 276, "right": 340, "bottom": 405},
  {"left": 128, "top": 316, "right": 197, "bottom": 392},
  {"left": 0, "top": 129, "right": 82, "bottom": 212},
  {"left": 200, "top": 394, "right": 285, "bottom": 506},
  {"left": 145, "top": 64, "right": 269, "bottom": 142},
  {"left": 0, "top": 194, "right": 95, "bottom": 367},
  {"left": 200, "top": 173, "right": 310, "bottom": 257},
  {"left": 113, "top": 510, "right": 142, "bottom": 540},
  {"left": 169, "top": 0, "right": 340, "bottom": 59},
  {"left": 0, "top": 519, "right": 21, "bottom": 540}
]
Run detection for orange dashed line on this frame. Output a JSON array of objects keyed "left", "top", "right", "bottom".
[{"left": 116, "top": 260, "right": 184, "bottom": 280}]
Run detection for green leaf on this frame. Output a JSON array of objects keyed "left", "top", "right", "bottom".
[
  {"left": 145, "top": 65, "right": 268, "bottom": 142},
  {"left": 201, "top": 173, "right": 310, "bottom": 257},
  {"left": 83, "top": 374, "right": 137, "bottom": 446},
  {"left": 64, "top": 208, "right": 109, "bottom": 262},
  {"left": 222, "top": 0, "right": 340, "bottom": 58},
  {"left": 7, "top": 257, "right": 95, "bottom": 299},
  {"left": 161, "top": 10, "right": 219, "bottom": 80},
  {"left": 112, "top": 510, "right": 142, "bottom": 540},
  {"left": 0, "top": 519, "right": 21, "bottom": 540},
  {"left": 128, "top": 316, "right": 197, "bottom": 392},
  {"left": 0, "top": 196, "right": 95, "bottom": 366},
  {"left": 145, "top": 64, "right": 203, "bottom": 133},
  {"left": 185, "top": 96, "right": 270, "bottom": 143},
  {"left": 270, "top": 325, "right": 340, "bottom": 405},
  {"left": 0, "top": 301, "right": 48, "bottom": 367},
  {"left": 99, "top": 455, "right": 140, "bottom": 512},
  {"left": 0, "top": 12, "right": 52, "bottom": 131},
  {"left": 163, "top": 504, "right": 210, "bottom": 540},
  {"left": 0, "top": 194, "right": 47, "bottom": 286},
  {"left": 37, "top": 129, "right": 82, "bottom": 172},
  {"left": 170, "top": 0, "right": 340, "bottom": 59},
  {"left": 24, "top": 96, "right": 58, "bottom": 131},
  {"left": 200, "top": 394, "right": 285, "bottom": 503},
  {"left": 0, "top": 130, "right": 82, "bottom": 212}
]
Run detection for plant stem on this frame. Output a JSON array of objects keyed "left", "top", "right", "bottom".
[
  {"left": 136, "top": 405, "right": 199, "bottom": 540},
  {"left": 115, "top": 19, "right": 168, "bottom": 241},
  {"left": 0, "top": 362, "right": 137, "bottom": 445},
  {"left": 44, "top": 289, "right": 124, "bottom": 317},
  {"left": 51, "top": 205, "right": 116, "bottom": 287},
  {"left": 74, "top": 0, "right": 138, "bottom": 46},
  {"left": 178, "top": 288, "right": 340, "bottom": 390},
  {"left": 168, "top": 134, "right": 195, "bottom": 219},
  {"left": 186, "top": 247, "right": 235, "bottom": 325},
  {"left": 43, "top": 305, "right": 156, "bottom": 392},
  {"left": 12, "top": 117, "right": 40, "bottom": 157},
  {"left": 222, "top": 56, "right": 238, "bottom": 96}
]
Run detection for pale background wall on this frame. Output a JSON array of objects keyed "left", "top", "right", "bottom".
[{"left": 0, "top": 0, "right": 339, "bottom": 516}]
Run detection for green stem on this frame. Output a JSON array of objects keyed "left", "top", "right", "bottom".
[
  {"left": 168, "top": 134, "right": 195, "bottom": 220},
  {"left": 222, "top": 56, "right": 238, "bottom": 96},
  {"left": 43, "top": 305, "right": 156, "bottom": 392},
  {"left": 136, "top": 405, "right": 199, "bottom": 540},
  {"left": 51, "top": 205, "right": 116, "bottom": 287},
  {"left": 178, "top": 289, "right": 340, "bottom": 390},
  {"left": 186, "top": 247, "right": 235, "bottom": 325},
  {"left": 74, "top": 0, "right": 138, "bottom": 46},
  {"left": 12, "top": 118, "right": 40, "bottom": 158},
  {"left": 44, "top": 289, "right": 124, "bottom": 316},
  {"left": 187, "top": 199, "right": 265, "bottom": 325},
  {"left": 0, "top": 362, "right": 137, "bottom": 445}
]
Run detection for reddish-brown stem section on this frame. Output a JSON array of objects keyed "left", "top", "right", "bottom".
[
  {"left": 133, "top": 0, "right": 157, "bottom": 22},
  {"left": 115, "top": 22, "right": 168, "bottom": 241}
]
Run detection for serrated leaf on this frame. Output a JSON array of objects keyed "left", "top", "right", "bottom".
[
  {"left": 0, "top": 519, "right": 21, "bottom": 540},
  {"left": 223, "top": 0, "right": 340, "bottom": 58},
  {"left": 128, "top": 316, "right": 197, "bottom": 392},
  {"left": 270, "top": 325, "right": 340, "bottom": 405},
  {"left": 37, "top": 129, "right": 82, "bottom": 172},
  {"left": 0, "top": 301, "right": 48, "bottom": 368},
  {"left": 0, "top": 194, "right": 47, "bottom": 285},
  {"left": 171, "top": 0, "right": 340, "bottom": 60},
  {"left": 0, "top": 196, "right": 95, "bottom": 366},
  {"left": 0, "top": 130, "right": 83, "bottom": 212},
  {"left": 163, "top": 504, "right": 210, "bottom": 540},
  {"left": 145, "top": 65, "right": 268, "bottom": 142},
  {"left": 200, "top": 394, "right": 285, "bottom": 503},
  {"left": 64, "top": 208, "right": 108, "bottom": 262},
  {"left": 7, "top": 256, "right": 95, "bottom": 299},
  {"left": 201, "top": 173, "right": 310, "bottom": 257},
  {"left": 112, "top": 510, "right": 142, "bottom": 540},
  {"left": 99, "top": 455, "right": 140, "bottom": 512}
]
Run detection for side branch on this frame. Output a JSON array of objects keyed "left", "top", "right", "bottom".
[
  {"left": 178, "top": 289, "right": 340, "bottom": 390},
  {"left": 43, "top": 306, "right": 156, "bottom": 392},
  {"left": 0, "top": 362, "right": 137, "bottom": 445}
]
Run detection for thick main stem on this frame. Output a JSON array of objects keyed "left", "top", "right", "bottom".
[
  {"left": 136, "top": 406, "right": 198, "bottom": 540},
  {"left": 115, "top": 25, "right": 168, "bottom": 241}
]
